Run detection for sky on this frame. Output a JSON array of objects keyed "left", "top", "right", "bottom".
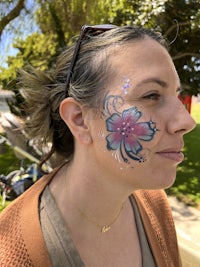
[{"left": 0, "top": 0, "right": 39, "bottom": 69}]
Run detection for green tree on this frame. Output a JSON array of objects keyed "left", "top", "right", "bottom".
[
  {"left": 1, "top": 0, "right": 200, "bottom": 98},
  {"left": 114, "top": 0, "right": 200, "bottom": 96},
  {"left": 0, "top": 0, "right": 138, "bottom": 90},
  {"left": 159, "top": 0, "right": 200, "bottom": 96}
]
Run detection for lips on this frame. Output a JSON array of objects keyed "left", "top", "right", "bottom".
[{"left": 156, "top": 148, "right": 184, "bottom": 163}]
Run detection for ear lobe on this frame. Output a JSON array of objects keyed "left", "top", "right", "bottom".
[{"left": 59, "top": 97, "right": 92, "bottom": 145}]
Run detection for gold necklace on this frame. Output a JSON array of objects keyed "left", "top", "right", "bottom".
[{"left": 66, "top": 191, "right": 124, "bottom": 234}]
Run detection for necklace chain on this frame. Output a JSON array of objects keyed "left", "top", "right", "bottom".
[
  {"left": 65, "top": 175, "right": 123, "bottom": 233},
  {"left": 65, "top": 168, "right": 124, "bottom": 234}
]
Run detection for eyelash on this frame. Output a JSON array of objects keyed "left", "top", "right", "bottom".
[{"left": 142, "top": 93, "right": 161, "bottom": 100}]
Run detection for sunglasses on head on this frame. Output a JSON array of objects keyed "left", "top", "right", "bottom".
[{"left": 64, "top": 24, "right": 117, "bottom": 97}]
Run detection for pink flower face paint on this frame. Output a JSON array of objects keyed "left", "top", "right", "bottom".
[{"left": 103, "top": 95, "right": 158, "bottom": 164}]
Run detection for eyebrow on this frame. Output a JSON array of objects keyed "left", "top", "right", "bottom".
[
  {"left": 135, "top": 77, "right": 169, "bottom": 88},
  {"left": 135, "top": 77, "right": 182, "bottom": 92}
]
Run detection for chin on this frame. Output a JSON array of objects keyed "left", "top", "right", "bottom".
[
  {"left": 145, "top": 169, "right": 177, "bottom": 190},
  {"left": 158, "top": 173, "right": 177, "bottom": 190}
]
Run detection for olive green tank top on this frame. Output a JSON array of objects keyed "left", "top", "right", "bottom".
[{"left": 39, "top": 186, "right": 156, "bottom": 267}]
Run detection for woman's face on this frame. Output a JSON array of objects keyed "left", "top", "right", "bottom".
[{"left": 89, "top": 38, "right": 196, "bottom": 190}]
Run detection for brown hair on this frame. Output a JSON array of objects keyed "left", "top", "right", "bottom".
[{"left": 19, "top": 25, "right": 168, "bottom": 166}]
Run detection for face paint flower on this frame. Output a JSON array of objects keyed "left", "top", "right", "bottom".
[{"left": 106, "top": 106, "right": 157, "bottom": 163}]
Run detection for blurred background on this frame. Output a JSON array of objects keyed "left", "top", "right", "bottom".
[{"left": 0, "top": 0, "right": 200, "bottom": 210}]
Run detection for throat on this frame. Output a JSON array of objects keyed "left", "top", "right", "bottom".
[{"left": 66, "top": 193, "right": 125, "bottom": 234}]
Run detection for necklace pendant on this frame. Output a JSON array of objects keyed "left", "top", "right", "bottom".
[{"left": 101, "top": 225, "right": 111, "bottom": 233}]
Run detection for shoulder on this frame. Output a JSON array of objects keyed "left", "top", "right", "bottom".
[
  {"left": 133, "top": 189, "right": 174, "bottom": 238},
  {"left": 133, "top": 190, "right": 182, "bottom": 266},
  {"left": 0, "top": 169, "right": 57, "bottom": 266},
  {"left": 134, "top": 189, "right": 170, "bottom": 214},
  {"left": 0, "top": 192, "right": 34, "bottom": 266},
  {"left": 0, "top": 169, "right": 53, "bottom": 220}
]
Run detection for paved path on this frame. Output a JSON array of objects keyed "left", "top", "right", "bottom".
[
  {"left": 168, "top": 196, "right": 200, "bottom": 248},
  {"left": 168, "top": 196, "right": 200, "bottom": 266}
]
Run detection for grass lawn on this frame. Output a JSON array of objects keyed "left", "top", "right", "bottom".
[
  {"left": 0, "top": 138, "right": 21, "bottom": 211},
  {"left": 0, "top": 140, "right": 22, "bottom": 175},
  {"left": 166, "top": 102, "right": 200, "bottom": 209}
]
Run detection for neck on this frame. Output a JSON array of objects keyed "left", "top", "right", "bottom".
[{"left": 49, "top": 161, "right": 132, "bottom": 233}]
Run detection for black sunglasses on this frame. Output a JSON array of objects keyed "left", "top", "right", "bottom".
[{"left": 64, "top": 24, "right": 117, "bottom": 97}]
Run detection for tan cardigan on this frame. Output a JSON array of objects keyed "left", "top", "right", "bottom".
[{"left": 0, "top": 167, "right": 182, "bottom": 267}]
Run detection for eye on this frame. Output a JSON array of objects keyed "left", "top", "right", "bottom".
[{"left": 142, "top": 93, "right": 161, "bottom": 100}]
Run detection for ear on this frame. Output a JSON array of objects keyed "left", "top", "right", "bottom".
[{"left": 59, "top": 97, "right": 92, "bottom": 145}]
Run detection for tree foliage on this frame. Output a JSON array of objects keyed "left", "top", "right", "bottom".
[
  {"left": 160, "top": 0, "right": 200, "bottom": 96},
  {"left": 0, "top": 0, "right": 200, "bottom": 104}
]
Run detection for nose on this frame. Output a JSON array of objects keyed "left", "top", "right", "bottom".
[{"left": 167, "top": 98, "right": 196, "bottom": 135}]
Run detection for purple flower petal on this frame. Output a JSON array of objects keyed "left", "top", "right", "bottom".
[
  {"left": 124, "top": 135, "right": 143, "bottom": 154},
  {"left": 132, "top": 122, "right": 156, "bottom": 141},
  {"left": 122, "top": 107, "right": 141, "bottom": 123},
  {"left": 106, "top": 132, "right": 122, "bottom": 150},
  {"left": 106, "top": 113, "right": 122, "bottom": 132}
]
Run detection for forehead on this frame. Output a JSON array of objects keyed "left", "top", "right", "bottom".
[{"left": 108, "top": 38, "right": 180, "bottom": 89}]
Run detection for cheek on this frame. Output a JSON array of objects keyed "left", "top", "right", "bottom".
[{"left": 100, "top": 95, "right": 159, "bottom": 169}]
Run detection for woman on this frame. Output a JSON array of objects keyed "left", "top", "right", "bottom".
[{"left": 0, "top": 25, "right": 196, "bottom": 267}]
